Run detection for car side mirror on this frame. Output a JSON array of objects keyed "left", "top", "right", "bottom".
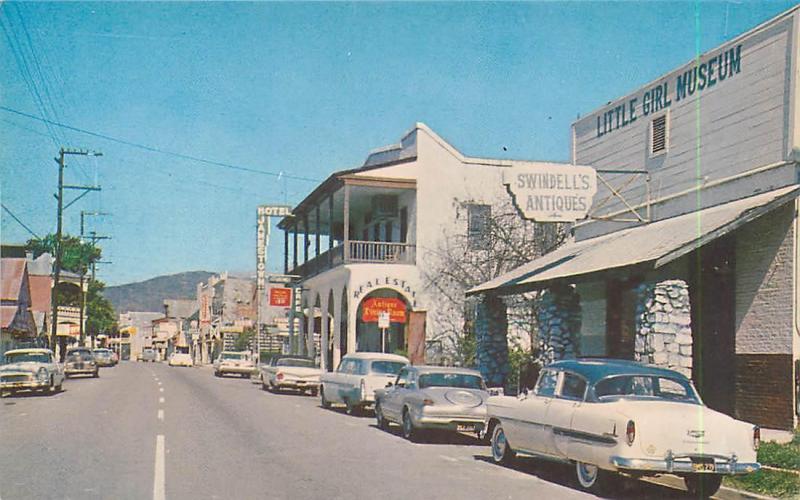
[{"left": 385, "top": 382, "right": 393, "bottom": 388}]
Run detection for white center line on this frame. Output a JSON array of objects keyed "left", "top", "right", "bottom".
[
  {"left": 159, "top": 397, "right": 165, "bottom": 404},
  {"left": 439, "top": 455, "right": 458, "bottom": 463},
  {"left": 157, "top": 409, "right": 164, "bottom": 421},
  {"left": 157, "top": 381, "right": 162, "bottom": 386},
  {"left": 159, "top": 387, "right": 164, "bottom": 393},
  {"left": 153, "top": 435, "right": 165, "bottom": 500}
]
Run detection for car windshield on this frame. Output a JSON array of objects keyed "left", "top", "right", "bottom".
[
  {"left": 222, "top": 353, "right": 247, "bottom": 360},
  {"left": 594, "top": 375, "right": 700, "bottom": 403},
  {"left": 67, "top": 350, "right": 93, "bottom": 360},
  {"left": 276, "top": 358, "right": 315, "bottom": 368},
  {"left": 4, "top": 352, "right": 50, "bottom": 364},
  {"left": 418, "top": 373, "right": 485, "bottom": 390},
  {"left": 369, "top": 361, "right": 406, "bottom": 375}
]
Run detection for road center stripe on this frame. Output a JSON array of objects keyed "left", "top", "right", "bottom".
[
  {"left": 159, "top": 387, "right": 164, "bottom": 393},
  {"left": 159, "top": 397, "right": 165, "bottom": 403},
  {"left": 157, "top": 409, "right": 164, "bottom": 421},
  {"left": 153, "top": 435, "right": 165, "bottom": 500}
]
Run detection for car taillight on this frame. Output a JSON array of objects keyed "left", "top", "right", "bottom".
[
  {"left": 753, "top": 426, "right": 760, "bottom": 451},
  {"left": 626, "top": 420, "right": 636, "bottom": 446},
  {"left": 422, "top": 398, "right": 434, "bottom": 406},
  {"left": 360, "top": 379, "right": 366, "bottom": 400},
  {"left": 276, "top": 372, "right": 284, "bottom": 381}
]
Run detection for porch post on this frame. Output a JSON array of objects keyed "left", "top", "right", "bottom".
[
  {"left": 315, "top": 204, "right": 321, "bottom": 272},
  {"left": 328, "top": 193, "right": 334, "bottom": 267},
  {"left": 292, "top": 222, "right": 298, "bottom": 270},
  {"left": 303, "top": 213, "right": 309, "bottom": 265},
  {"left": 343, "top": 184, "right": 350, "bottom": 262},
  {"left": 284, "top": 227, "right": 289, "bottom": 274}
]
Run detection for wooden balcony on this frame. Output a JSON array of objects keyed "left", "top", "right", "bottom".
[{"left": 292, "top": 241, "right": 416, "bottom": 278}]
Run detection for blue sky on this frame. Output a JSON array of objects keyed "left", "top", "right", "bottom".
[{"left": 1, "top": 1, "right": 795, "bottom": 286}]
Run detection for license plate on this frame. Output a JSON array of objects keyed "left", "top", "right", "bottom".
[
  {"left": 691, "top": 461, "right": 716, "bottom": 472},
  {"left": 456, "top": 424, "right": 476, "bottom": 432}
]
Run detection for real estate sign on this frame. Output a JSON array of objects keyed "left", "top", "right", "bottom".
[{"left": 504, "top": 164, "right": 597, "bottom": 222}]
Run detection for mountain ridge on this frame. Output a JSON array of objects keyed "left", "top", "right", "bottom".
[{"left": 103, "top": 271, "right": 215, "bottom": 314}]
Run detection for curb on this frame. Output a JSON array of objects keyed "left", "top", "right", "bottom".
[{"left": 718, "top": 486, "right": 777, "bottom": 500}]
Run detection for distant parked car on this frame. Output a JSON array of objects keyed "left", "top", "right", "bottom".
[
  {"left": 260, "top": 356, "right": 320, "bottom": 395},
  {"left": 375, "top": 365, "right": 488, "bottom": 442},
  {"left": 486, "top": 359, "right": 761, "bottom": 497},
  {"left": 0, "top": 348, "right": 64, "bottom": 396},
  {"left": 92, "top": 348, "right": 115, "bottom": 367},
  {"left": 168, "top": 352, "right": 194, "bottom": 367},
  {"left": 319, "top": 352, "right": 409, "bottom": 414},
  {"left": 64, "top": 347, "right": 99, "bottom": 378},
  {"left": 138, "top": 348, "right": 157, "bottom": 362},
  {"left": 213, "top": 351, "right": 254, "bottom": 378},
  {"left": 110, "top": 351, "right": 119, "bottom": 364}
]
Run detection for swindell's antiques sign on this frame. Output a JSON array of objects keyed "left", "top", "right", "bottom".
[{"left": 504, "top": 164, "right": 597, "bottom": 222}]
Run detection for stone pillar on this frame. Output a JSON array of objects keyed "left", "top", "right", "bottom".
[
  {"left": 475, "top": 294, "right": 509, "bottom": 388},
  {"left": 634, "top": 279, "right": 692, "bottom": 378},
  {"left": 536, "top": 285, "right": 581, "bottom": 365}
]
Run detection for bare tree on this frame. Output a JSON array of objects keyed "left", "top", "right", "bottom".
[{"left": 422, "top": 197, "right": 568, "bottom": 367}]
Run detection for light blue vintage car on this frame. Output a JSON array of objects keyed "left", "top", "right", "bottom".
[{"left": 375, "top": 365, "right": 488, "bottom": 442}]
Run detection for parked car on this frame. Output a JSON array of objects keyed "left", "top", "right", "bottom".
[
  {"left": 138, "top": 347, "right": 157, "bottom": 362},
  {"left": 92, "top": 348, "right": 115, "bottom": 367},
  {"left": 110, "top": 350, "right": 119, "bottom": 364},
  {"left": 213, "top": 351, "right": 254, "bottom": 378},
  {"left": 260, "top": 356, "right": 320, "bottom": 395},
  {"left": 0, "top": 348, "right": 65, "bottom": 396},
  {"left": 319, "top": 352, "right": 409, "bottom": 414},
  {"left": 64, "top": 347, "right": 99, "bottom": 378},
  {"left": 375, "top": 365, "right": 488, "bottom": 442},
  {"left": 168, "top": 352, "right": 194, "bottom": 367},
  {"left": 486, "top": 359, "right": 760, "bottom": 497}
]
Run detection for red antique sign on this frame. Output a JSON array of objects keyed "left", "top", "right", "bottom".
[
  {"left": 269, "top": 287, "right": 292, "bottom": 307},
  {"left": 362, "top": 298, "right": 406, "bottom": 323}
]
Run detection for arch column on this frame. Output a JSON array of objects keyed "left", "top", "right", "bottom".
[{"left": 320, "top": 293, "right": 330, "bottom": 371}]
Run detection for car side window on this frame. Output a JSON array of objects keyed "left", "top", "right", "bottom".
[
  {"left": 535, "top": 370, "right": 558, "bottom": 397},
  {"left": 559, "top": 372, "right": 587, "bottom": 401},
  {"left": 395, "top": 369, "right": 409, "bottom": 388}
]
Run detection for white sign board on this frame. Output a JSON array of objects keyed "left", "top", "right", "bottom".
[
  {"left": 378, "top": 311, "right": 390, "bottom": 329},
  {"left": 504, "top": 164, "right": 597, "bottom": 222}
]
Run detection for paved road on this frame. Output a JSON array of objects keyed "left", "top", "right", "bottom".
[{"left": 0, "top": 362, "right": 763, "bottom": 500}]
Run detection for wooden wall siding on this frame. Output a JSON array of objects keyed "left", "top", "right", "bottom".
[{"left": 573, "top": 16, "right": 794, "bottom": 239}]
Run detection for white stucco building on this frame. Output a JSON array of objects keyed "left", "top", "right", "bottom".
[{"left": 278, "top": 123, "right": 573, "bottom": 372}]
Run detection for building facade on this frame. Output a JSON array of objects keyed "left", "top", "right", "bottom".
[
  {"left": 474, "top": 7, "right": 800, "bottom": 432},
  {"left": 278, "top": 123, "right": 574, "bottom": 372}
]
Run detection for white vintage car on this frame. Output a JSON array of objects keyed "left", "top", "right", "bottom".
[
  {"left": 486, "top": 359, "right": 760, "bottom": 497},
  {"left": 374, "top": 365, "right": 488, "bottom": 441},
  {"left": 260, "top": 356, "right": 320, "bottom": 395},
  {"left": 213, "top": 351, "right": 255, "bottom": 378},
  {"left": 168, "top": 352, "right": 194, "bottom": 367},
  {"left": 0, "top": 348, "right": 65, "bottom": 395},
  {"left": 319, "top": 352, "right": 409, "bottom": 414}
]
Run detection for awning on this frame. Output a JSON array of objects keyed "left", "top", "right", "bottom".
[{"left": 469, "top": 185, "right": 800, "bottom": 296}]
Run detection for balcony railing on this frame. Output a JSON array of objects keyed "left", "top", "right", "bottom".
[{"left": 292, "top": 240, "right": 416, "bottom": 278}]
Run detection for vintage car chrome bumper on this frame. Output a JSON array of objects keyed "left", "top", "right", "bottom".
[
  {"left": 277, "top": 379, "right": 319, "bottom": 390},
  {"left": 65, "top": 366, "right": 96, "bottom": 375},
  {"left": 412, "top": 410, "right": 486, "bottom": 431},
  {"left": 1, "top": 374, "right": 49, "bottom": 390},
  {"left": 611, "top": 453, "right": 760, "bottom": 475},
  {"left": 219, "top": 365, "right": 254, "bottom": 374}
]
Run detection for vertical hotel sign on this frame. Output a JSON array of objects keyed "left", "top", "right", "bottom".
[{"left": 256, "top": 205, "right": 293, "bottom": 294}]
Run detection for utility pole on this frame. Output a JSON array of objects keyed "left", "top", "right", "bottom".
[
  {"left": 79, "top": 211, "right": 109, "bottom": 348},
  {"left": 50, "top": 148, "right": 102, "bottom": 360}
]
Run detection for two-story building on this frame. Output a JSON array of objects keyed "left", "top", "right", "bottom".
[
  {"left": 278, "top": 123, "right": 575, "bottom": 372},
  {"left": 473, "top": 6, "right": 800, "bottom": 433}
]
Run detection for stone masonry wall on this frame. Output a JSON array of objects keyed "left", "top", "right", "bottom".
[
  {"left": 536, "top": 285, "right": 581, "bottom": 365},
  {"left": 634, "top": 279, "right": 692, "bottom": 378},
  {"left": 475, "top": 294, "right": 509, "bottom": 387}
]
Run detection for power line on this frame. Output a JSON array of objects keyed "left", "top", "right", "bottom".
[
  {"left": 1, "top": 203, "right": 41, "bottom": 239},
  {"left": 0, "top": 106, "right": 322, "bottom": 183}
]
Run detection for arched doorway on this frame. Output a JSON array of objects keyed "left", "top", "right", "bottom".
[{"left": 356, "top": 289, "right": 410, "bottom": 354}]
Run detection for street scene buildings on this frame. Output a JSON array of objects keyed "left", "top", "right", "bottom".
[{"left": 2, "top": 3, "right": 800, "bottom": 500}]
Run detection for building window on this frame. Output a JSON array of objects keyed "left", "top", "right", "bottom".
[
  {"left": 362, "top": 228, "right": 369, "bottom": 241},
  {"left": 385, "top": 221, "right": 393, "bottom": 242},
  {"left": 467, "top": 204, "right": 491, "bottom": 248},
  {"left": 650, "top": 113, "right": 669, "bottom": 157},
  {"left": 373, "top": 224, "right": 380, "bottom": 242},
  {"left": 399, "top": 207, "right": 408, "bottom": 243}
]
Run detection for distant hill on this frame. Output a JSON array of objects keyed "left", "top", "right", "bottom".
[{"left": 103, "top": 271, "right": 214, "bottom": 314}]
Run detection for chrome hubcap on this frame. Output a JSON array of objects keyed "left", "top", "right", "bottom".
[
  {"left": 577, "top": 462, "right": 598, "bottom": 487},
  {"left": 492, "top": 429, "right": 506, "bottom": 460}
]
